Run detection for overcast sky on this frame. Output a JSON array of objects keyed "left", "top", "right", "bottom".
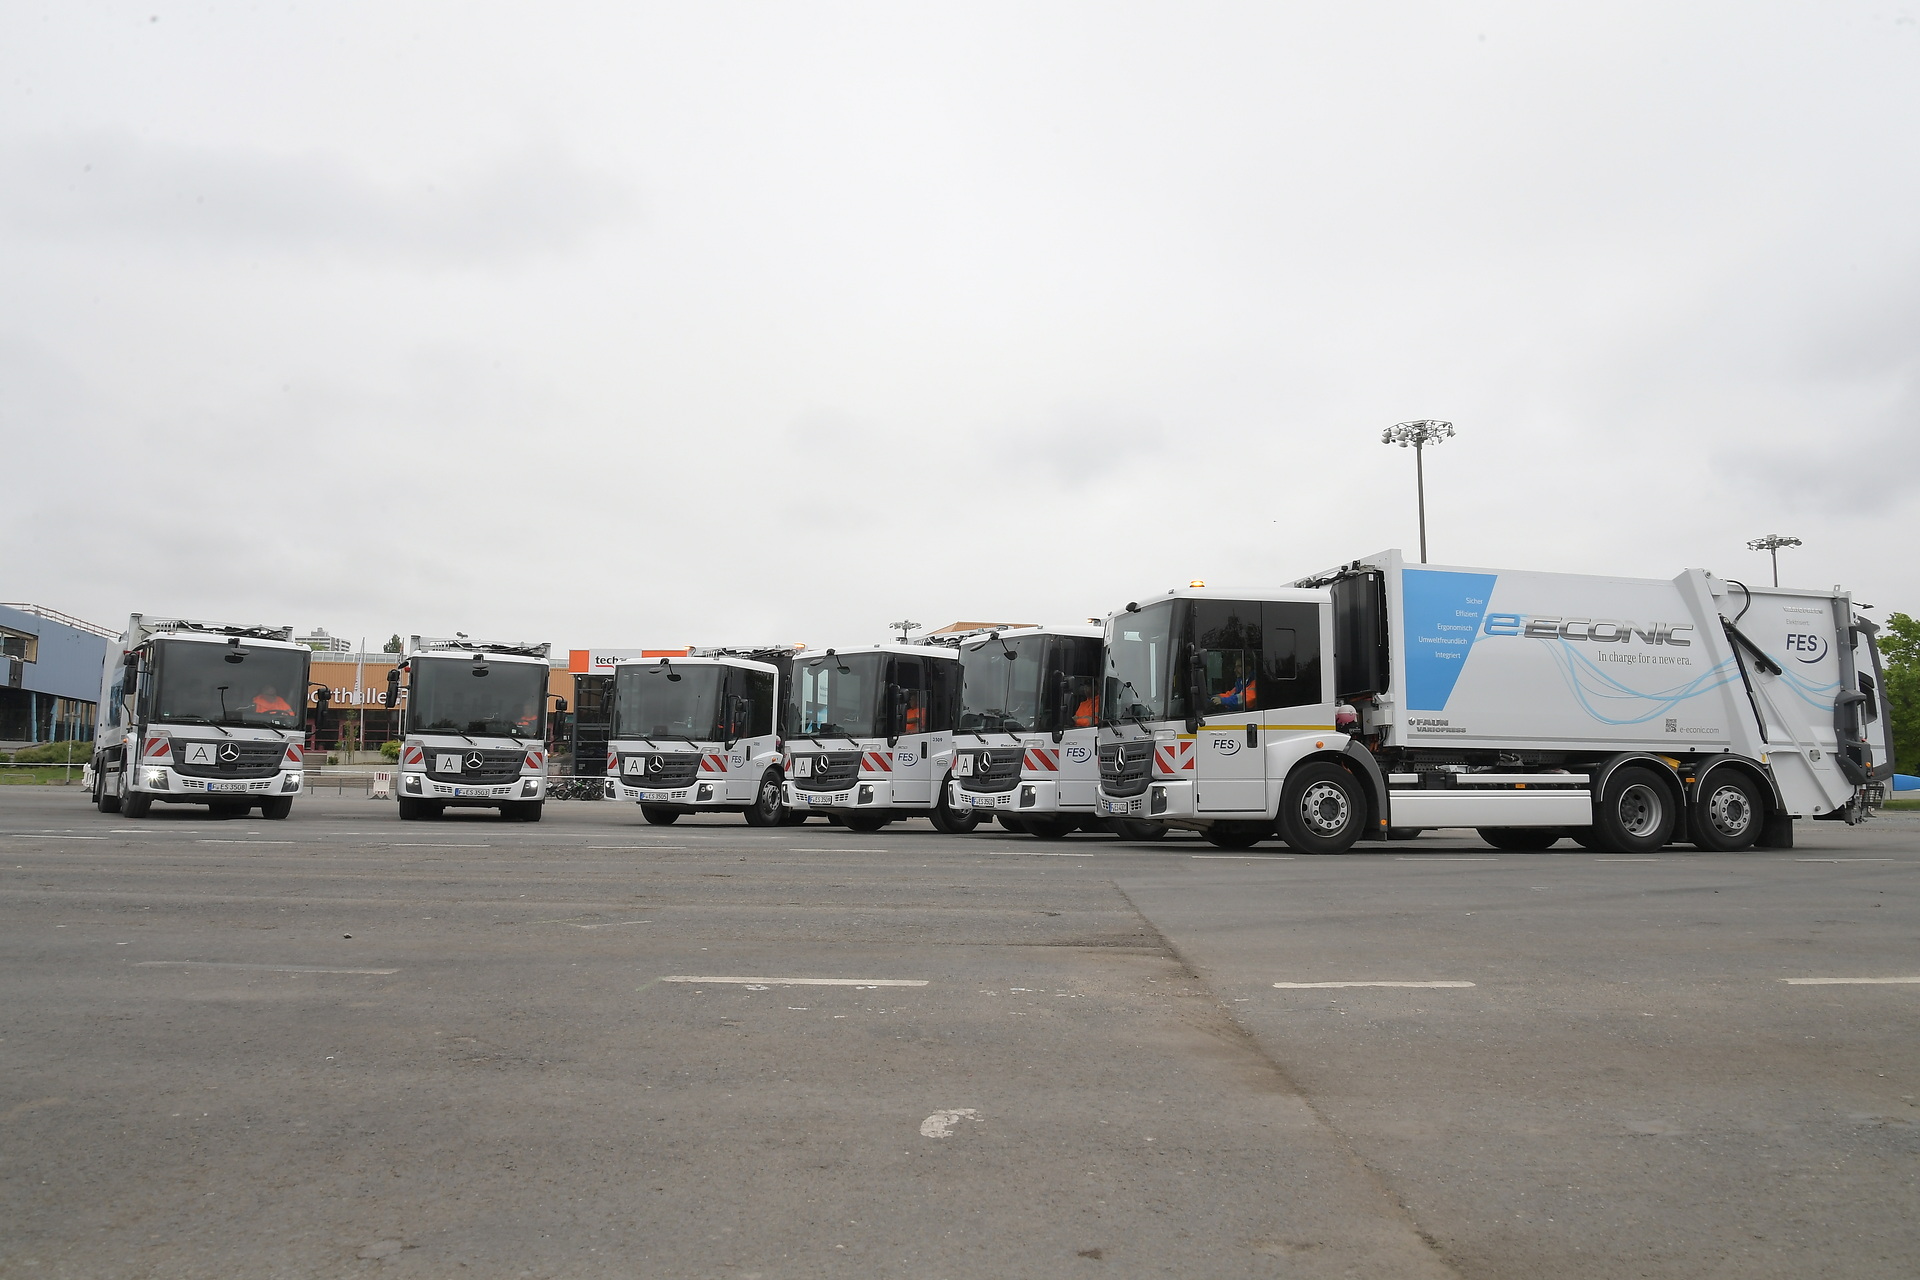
[{"left": 4, "top": 2, "right": 1917, "bottom": 652}]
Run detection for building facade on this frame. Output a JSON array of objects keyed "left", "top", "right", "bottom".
[{"left": 0, "top": 604, "right": 113, "bottom": 746}]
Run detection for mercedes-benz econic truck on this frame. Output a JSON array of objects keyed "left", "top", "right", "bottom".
[
  {"left": 389, "top": 638, "right": 556, "bottom": 821},
  {"left": 1095, "top": 550, "right": 1894, "bottom": 854},
  {"left": 782, "top": 641, "right": 978, "bottom": 832},
  {"left": 608, "top": 648, "right": 797, "bottom": 826},
  {"left": 91, "top": 615, "right": 313, "bottom": 819},
  {"left": 948, "top": 624, "right": 1162, "bottom": 839}
]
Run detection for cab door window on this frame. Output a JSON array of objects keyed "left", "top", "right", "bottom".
[
  {"left": 1258, "top": 602, "right": 1324, "bottom": 709},
  {"left": 1193, "top": 601, "right": 1263, "bottom": 714},
  {"left": 888, "top": 657, "right": 928, "bottom": 735}
]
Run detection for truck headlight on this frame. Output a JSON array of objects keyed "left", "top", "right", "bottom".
[
  {"left": 143, "top": 768, "right": 169, "bottom": 789},
  {"left": 1020, "top": 785, "right": 1036, "bottom": 808},
  {"left": 283, "top": 773, "right": 303, "bottom": 792}
]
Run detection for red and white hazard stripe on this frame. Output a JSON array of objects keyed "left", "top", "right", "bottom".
[
  {"left": 861, "top": 751, "right": 893, "bottom": 773},
  {"left": 700, "top": 753, "right": 727, "bottom": 773},
  {"left": 524, "top": 749, "right": 545, "bottom": 772},
  {"left": 144, "top": 735, "right": 171, "bottom": 761},
  {"left": 283, "top": 744, "right": 303, "bottom": 768},
  {"left": 402, "top": 743, "right": 425, "bottom": 767},
  {"left": 1153, "top": 741, "right": 1195, "bottom": 775},
  {"left": 1023, "top": 747, "right": 1060, "bottom": 773}
]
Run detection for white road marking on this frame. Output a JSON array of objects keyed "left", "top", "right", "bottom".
[
  {"left": 8, "top": 834, "right": 103, "bottom": 839},
  {"left": 791, "top": 848, "right": 892, "bottom": 853},
  {"left": 1282, "top": 990, "right": 1474, "bottom": 997},
  {"left": 134, "top": 962, "right": 398, "bottom": 975},
  {"left": 1779, "top": 976, "right": 1920, "bottom": 985},
  {"left": 984, "top": 850, "right": 1095, "bottom": 857},
  {"left": 1394, "top": 856, "right": 1497, "bottom": 861},
  {"left": 390, "top": 843, "right": 492, "bottom": 848},
  {"left": 195, "top": 840, "right": 296, "bottom": 845},
  {"left": 1795, "top": 858, "right": 1895, "bottom": 863},
  {"left": 587, "top": 845, "right": 684, "bottom": 850},
  {"left": 1596, "top": 858, "right": 1659, "bottom": 862},
  {"left": 920, "top": 1108, "right": 979, "bottom": 1138},
  {"left": 659, "top": 976, "right": 928, "bottom": 987}
]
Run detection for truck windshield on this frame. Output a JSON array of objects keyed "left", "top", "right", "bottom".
[
  {"left": 409, "top": 657, "right": 548, "bottom": 738},
  {"left": 960, "top": 635, "right": 1044, "bottom": 733},
  {"left": 787, "top": 653, "right": 885, "bottom": 738},
  {"left": 1104, "top": 601, "right": 1185, "bottom": 724},
  {"left": 613, "top": 664, "right": 724, "bottom": 741},
  {"left": 152, "top": 640, "right": 310, "bottom": 729}
]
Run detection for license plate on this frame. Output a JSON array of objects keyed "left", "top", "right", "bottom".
[{"left": 209, "top": 781, "right": 246, "bottom": 793}]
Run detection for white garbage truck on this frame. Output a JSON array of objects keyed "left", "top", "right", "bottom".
[
  {"left": 607, "top": 647, "right": 798, "bottom": 826},
  {"left": 90, "top": 615, "right": 313, "bottom": 819},
  {"left": 1095, "top": 550, "right": 1895, "bottom": 853},
  {"left": 387, "top": 638, "right": 556, "bottom": 821},
  {"left": 948, "top": 624, "right": 1165, "bottom": 839},
  {"left": 782, "top": 641, "right": 979, "bottom": 832}
]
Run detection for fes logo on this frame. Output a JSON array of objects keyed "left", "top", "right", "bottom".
[
  {"left": 897, "top": 751, "right": 918, "bottom": 766},
  {"left": 1212, "top": 737, "right": 1242, "bottom": 756},
  {"left": 1784, "top": 632, "right": 1829, "bottom": 664},
  {"left": 1064, "top": 744, "right": 1092, "bottom": 764}
]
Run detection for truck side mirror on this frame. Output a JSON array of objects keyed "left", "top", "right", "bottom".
[
  {"left": 1187, "top": 650, "right": 1207, "bottom": 732},
  {"left": 553, "top": 696, "right": 569, "bottom": 714},
  {"left": 383, "top": 669, "right": 401, "bottom": 708},
  {"left": 1050, "top": 671, "right": 1072, "bottom": 743}
]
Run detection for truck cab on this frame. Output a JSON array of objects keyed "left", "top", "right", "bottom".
[
  {"left": 607, "top": 649, "right": 794, "bottom": 826},
  {"left": 390, "top": 638, "right": 554, "bottom": 821},
  {"left": 948, "top": 624, "right": 1129, "bottom": 839},
  {"left": 1095, "top": 588, "right": 1347, "bottom": 849},
  {"left": 781, "top": 641, "right": 978, "bottom": 833},
  {"left": 91, "top": 615, "right": 313, "bottom": 819}
]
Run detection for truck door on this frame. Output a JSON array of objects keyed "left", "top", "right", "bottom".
[
  {"left": 731, "top": 666, "right": 779, "bottom": 799},
  {"left": 1852, "top": 614, "right": 1896, "bottom": 788},
  {"left": 1727, "top": 592, "right": 1861, "bottom": 814},
  {"left": 887, "top": 656, "right": 933, "bottom": 805},
  {"left": 1193, "top": 600, "right": 1268, "bottom": 813}
]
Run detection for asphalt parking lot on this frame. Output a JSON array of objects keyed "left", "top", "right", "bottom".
[{"left": 3, "top": 787, "right": 1916, "bottom": 1279}]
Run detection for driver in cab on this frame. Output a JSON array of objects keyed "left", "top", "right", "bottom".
[{"left": 252, "top": 685, "right": 295, "bottom": 717}]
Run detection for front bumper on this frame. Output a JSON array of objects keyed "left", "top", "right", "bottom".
[
  {"left": 785, "top": 779, "right": 896, "bottom": 812},
  {"left": 1095, "top": 778, "right": 1191, "bottom": 820},
  {"left": 133, "top": 764, "right": 302, "bottom": 798},
  {"left": 618, "top": 779, "right": 736, "bottom": 808},
  {"left": 400, "top": 770, "right": 545, "bottom": 806},
  {"left": 949, "top": 778, "right": 1101, "bottom": 815}
]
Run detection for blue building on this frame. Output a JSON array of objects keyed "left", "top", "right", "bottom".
[{"left": 0, "top": 604, "right": 113, "bottom": 746}]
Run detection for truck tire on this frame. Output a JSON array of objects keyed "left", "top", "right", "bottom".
[
  {"left": 743, "top": 770, "right": 788, "bottom": 827},
  {"left": 842, "top": 812, "right": 891, "bottom": 832},
  {"left": 1593, "top": 767, "right": 1675, "bottom": 854},
  {"left": 509, "top": 800, "right": 544, "bottom": 823},
  {"left": 95, "top": 766, "right": 121, "bottom": 814},
  {"left": 781, "top": 808, "right": 808, "bottom": 825},
  {"left": 1690, "top": 772, "right": 1762, "bottom": 851},
  {"left": 995, "top": 814, "right": 1029, "bottom": 834},
  {"left": 1277, "top": 761, "right": 1363, "bottom": 855},
  {"left": 1204, "top": 821, "right": 1267, "bottom": 849},
  {"left": 928, "top": 784, "right": 983, "bottom": 835},
  {"left": 641, "top": 806, "right": 680, "bottom": 826},
  {"left": 1024, "top": 815, "right": 1080, "bottom": 840},
  {"left": 1568, "top": 827, "right": 1607, "bottom": 850},
  {"left": 1108, "top": 818, "right": 1168, "bottom": 841},
  {"left": 1477, "top": 827, "right": 1561, "bottom": 851},
  {"left": 121, "top": 785, "right": 152, "bottom": 819},
  {"left": 398, "top": 797, "right": 427, "bottom": 821},
  {"left": 260, "top": 797, "right": 293, "bottom": 820}
]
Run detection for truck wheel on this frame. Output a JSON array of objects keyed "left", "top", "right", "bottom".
[
  {"left": 781, "top": 808, "right": 809, "bottom": 825},
  {"left": 1108, "top": 818, "right": 1168, "bottom": 841},
  {"left": 1594, "top": 767, "right": 1675, "bottom": 854},
  {"left": 842, "top": 813, "right": 891, "bottom": 832},
  {"left": 1025, "top": 815, "right": 1080, "bottom": 840},
  {"left": 1278, "top": 762, "right": 1363, "bottom": 854},
  {"left": 743, "top": 771, "right": 787, "bottom": 827},
  {"left": 1204, "top": 821, "right": 1267, "bottom": 849},
  {"left": 1568, "top": 827, "right": 1607, "bottom": 850},
  {"left": 1691, "top": 773, "right": 1762, "bottom": 851},
  {"left": 1477, "top": 827, "right": 1561, "bottom": 851},
  {"left": 641, "top": 806, "right": 679, "bottom": 826},
  {"left": 928, "top": 784, "right": 982, "bottom": 834},
  {"left": 514, "top": 801, "right": 544, "bottom": 823},
  {"left": 95, "top": 766, "right": 121, "bottom": 814},
  {"left": 260, "top": 797, "right": 293, "bottom": 820},
  {"left": 121, "top": 786, "right": 152, "bottom": 819},
  {"left": 995, "top": 814, "right": 1030, "bottom": 834},
  {"left": 398, "top": 797, "right": 427, "bottom": 821}
]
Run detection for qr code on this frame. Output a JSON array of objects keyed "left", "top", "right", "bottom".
[{"left": 1664, "top": 718, "right": 1677, "bottom": 733}]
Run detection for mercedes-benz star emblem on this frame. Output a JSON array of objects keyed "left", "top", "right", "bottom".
[
  {"left": 218, "top": 743, "right": 240, "bottom": 764},
  {"left": 978, "top": 751, "right": 991, "bottom": 769},
  {"left": 648, "top": 756, "right": 665, "bottom": 774},
  {"left": 464, "top": 751, "right": 484, "bottom": 772}
]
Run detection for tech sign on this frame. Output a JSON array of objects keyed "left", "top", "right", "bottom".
[{"left": 568, "top": 648, "right": 690, "bottom": 673}]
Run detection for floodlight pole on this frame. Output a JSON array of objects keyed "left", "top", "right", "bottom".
[
  {"left": 1745, "top": 534, "right": 1802, "bottom": 587},
  {"left": 1381, "top": 420, "right": 1456, "bottom": 564},
  {"left": 890, "top": 619, "right": 920, "bottom": 642}
]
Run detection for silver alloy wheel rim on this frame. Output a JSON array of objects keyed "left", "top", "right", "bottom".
[
  {"left": 1617, "top": 783, "right": 1663, "bottom": 837},
  {"left": 1707, "top": 783, "right": 1750, "bottom": 836},
  {"left": 1299, "top": 781, "right": 1350, "bottom": 835}
]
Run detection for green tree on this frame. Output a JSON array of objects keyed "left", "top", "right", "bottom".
[
  {"left": 1882, "top": 612, "right": 1919, "bottom": 775},
  {"left": 383, "top": 634, "right": 403, "bottom": 653}
]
